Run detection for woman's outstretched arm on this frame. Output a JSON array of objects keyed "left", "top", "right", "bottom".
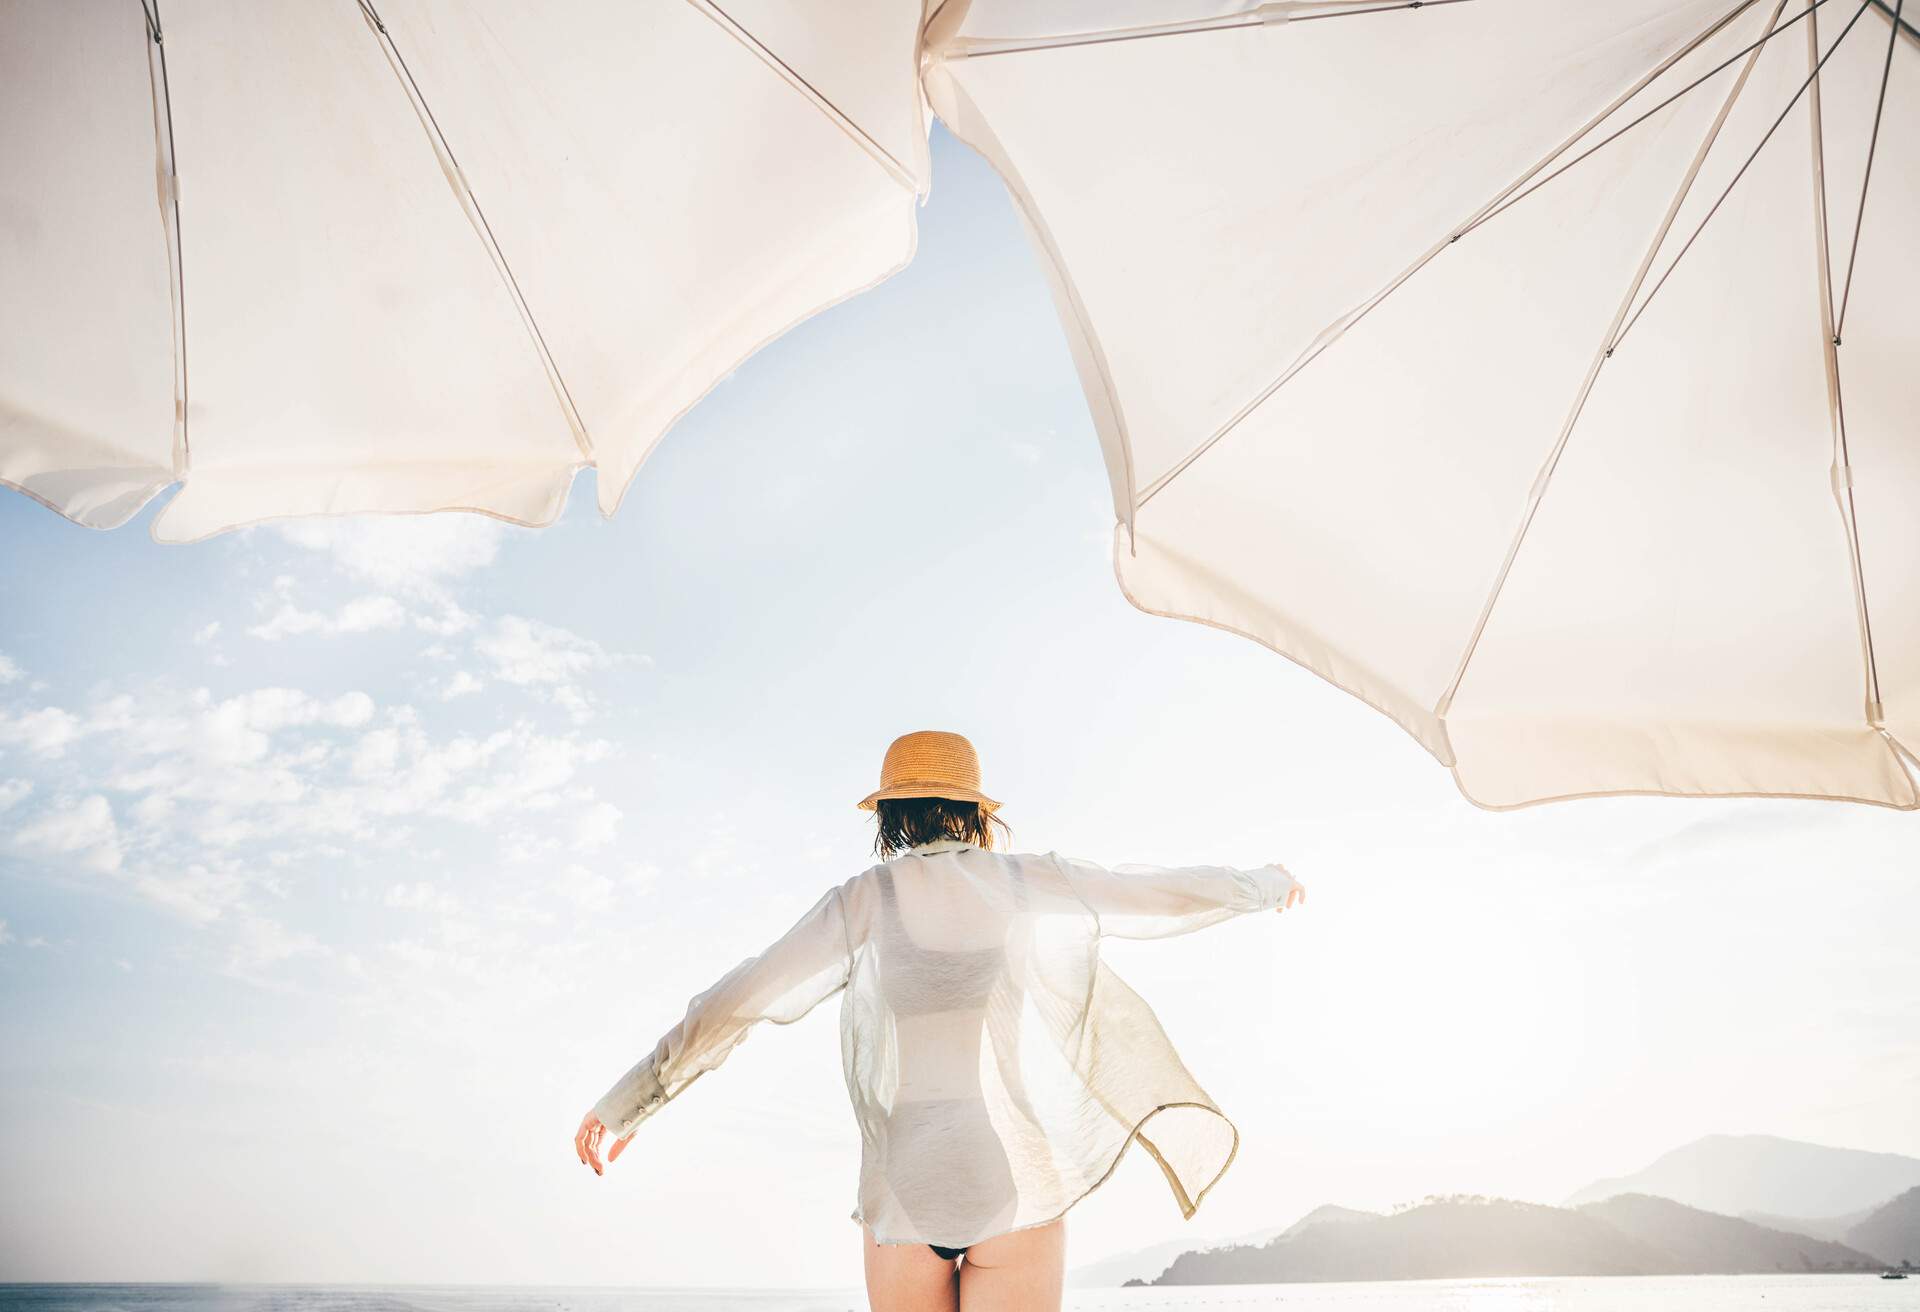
[
  {"left": 1054, "top": 853, "right": 1303, "bottom": 939},
  {"left": 576, "top": 876, "right": 855, "bottom": 1173}
]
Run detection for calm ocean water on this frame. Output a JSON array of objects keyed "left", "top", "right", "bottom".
[{"left": 0, "top": 1276, "right": 1913, "bottom": 1312}]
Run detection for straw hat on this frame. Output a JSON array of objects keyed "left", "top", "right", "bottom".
[{"left": 857, "top": 730, "right": 1000, "bottom": 812}]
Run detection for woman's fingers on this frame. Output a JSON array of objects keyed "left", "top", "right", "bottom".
[
  {"left": 608, "top": 1131, "right": 636, "bottom": 1165},
  {"left": 576, "top": 1111, "right": 605, "bottom": 1174}
]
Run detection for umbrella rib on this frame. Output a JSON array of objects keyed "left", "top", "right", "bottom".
[
  {"left": 355, "top": 1, "right": 593, "bottom": 462},
  {"left": 1434, "top": 0, "right": 1790, "bottom": 724},
  {"left": 1458, "top": 0, "right": 1837, "bottom": 240},
  {"left": 941, "top": 0, "right": 1474, "bottom": 60},
  {"left": 1806, "top": 7, "right": 1887, "bottom": 725},
  {"left": 1133, "top": 0, "right": 1759, "bottom": 511},
  {"left": 689, "top": 0, "right": 916, "bottom": 192},
  {"left": 1868, "top": 0, "right": 1920, "bottom": 44},
  {"left": 141, "top": 0, "right": 190, "bottom": 477},
  {"left": 1835, "top": 0, "right": 1904, "bottom": 341},
  {"left": 1611, "top": 0, "right": 1874, "bottom": 356}
]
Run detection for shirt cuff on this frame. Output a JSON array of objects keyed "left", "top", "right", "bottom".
[
  {"left": 592, "top": 1055, "right": 668, "bottom": 1139},
  {"left": 1249, "top": 863, "right": 1300, "bottom": 910}
]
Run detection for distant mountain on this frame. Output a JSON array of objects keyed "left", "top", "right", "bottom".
[
  {"left": 1129, "top": 1194, "right": 1881, "bottom": 1286},
  {"left": 1069, "top": 1204, "right": 1380, "bottom": 1287},
  {"left": 1280, "top": 1204, "right": 1378, "bottom": 1237},
  {"left": 1848, "top": 1186, "right": 1920, "bottom": 1267},
  {"left": 1739, "top": 1206, "right": 1877, "bottom": 1242},
  {"left": 1582, "top": 1194, "right": 1878, "bottom": 1272},
  {"left": 1566, "top": 1135, "right": 1920, "bottom": 1218},
  {"left": 1066, "top": 1222, "right": 1291, "bottom": 1288}
]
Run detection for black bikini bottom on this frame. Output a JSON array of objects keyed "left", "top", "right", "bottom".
[{"left": 928, "top": 1242, "right": 967, "bottom": 1261}]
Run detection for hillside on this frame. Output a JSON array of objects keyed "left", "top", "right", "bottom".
[
  {"left": 1566, "top": 1134, "right": 1920, "bottom": 1218},
  {"left": 1739, "top": 1206, "right": 1876, "bottom": 1242},
  {"left": 1069, "top": 1204, "right": 1379, "bottom": 1287},
  {"left": 1132, "top": 1194, "right": 1881, "bottom": 1286},
  {"left": 1580, "top": 1194, "right": 1879, "bottom": 1272},
  {"left": 1139, "top": 1197, "right": 1668, "bottom": 1285},
  {"left": 1848, "top": 1186, "right": 1920, "bottom": 1267},
  {"left": 1282, "top": 1204, "right": 1379, "bottom": 1239},
  {"left": 1067, "top": 1222, "right": 1293, "bottom": 1289}
]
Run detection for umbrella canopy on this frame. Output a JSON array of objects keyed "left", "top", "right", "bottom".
[
  {"left": 4, "top": 0, "right": 1916, "bottom": 810},
  {"left": 924, "top": 0, "right": 1919, "bottom": 809},
  {"left": 0, "top": 0, "right": 927, "bottom": 539}
]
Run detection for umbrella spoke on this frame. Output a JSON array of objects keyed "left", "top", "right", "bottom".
[
  {"left": 1459, "top": 0, "right": 1836, "bottom": 240},
  {"left": 1836, "top": 0, "right": 1904, "bottom": 341},
  {"left": 692, "top": 0, "right": 916, "bottom": 191},
  {"left": 1611, "top": 0, "right": 1876, "bottom": 356},
  {"left": 141, "top": 0, "right": 190, "bottom": 477},
  {"left": 943, "top": 1, "right": 1475, "bottom": 61},
  {"left": 1137, "top": 0, "right": 1761, "bottom": 509},
  {"left": 1808, "top": 4, "right": 1890, "bottom": 724},
  {"left": 1868, "top": 0, "right": 1920, "bottom": 45},
  {"left": 355, "top": 0, "right": 594, "bottom": 460},
  {"left": 1436, "top": 0, "right": 1790, "bottom": 722}
]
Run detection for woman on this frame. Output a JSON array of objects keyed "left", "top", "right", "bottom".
[{"left": 574, "top": 730, "right": 1305, "bottom": 1311}]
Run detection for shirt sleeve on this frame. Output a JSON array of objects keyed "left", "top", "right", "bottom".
[
  {"left": 1054, "top": 853, "right": 1299, "bottom": 940},
  {"left": 591, "top": 878, "right": 854, "bottom": 1138}
]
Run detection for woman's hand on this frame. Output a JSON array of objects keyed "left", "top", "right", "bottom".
[
  {"left": 1277, "top": 881, "right": 1306, "bottom": 912},
  {"left": 574, "top": 1111, "right": 635, "bottom": 1176}
]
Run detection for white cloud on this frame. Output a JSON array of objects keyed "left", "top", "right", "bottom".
[
  {"left": 570, "top": 800, "right": 623, "bottom": 852},
  {"left": 0, "top": 918, "right": 12, "bottom": 947},
  {"left": 474, "top": 616, "right": 640, "bottom": 722},
  {"left": 0, "top": 671, "right": 624, "bottom": 993},
  {"left": 351, "top": 727, "right": 402, "bottom": 779},
  {"left": 476, "top": 616, "right": 613, "bottom": 687},
  {"left": 126, "top": 859, "right": 251, "bottom": 925},
  {"left": 194, "top": 622, "right": 222, "bottom": 645},
  {"left": 249, "top": 594, "right": 408, "bottom": 641},
  {"left": 224, "top": 911, "right": 326, "bottom": 979},
  {"left": 0, "top": 652, "right": 22, "bottom": 683},
  {"left": 239, "top": 688, "right": 375, "bottom": 733},
  {"left": 266, "top": 516, "right": 511, "bottom": 599},
  {"left": 554, "top": 864, "right": 615, "bottom": 914},
  {"left": 129, "top": 793, "right": 174, "bottom": 826},
  {"left": 385, "top": 882, "right": 461, "bottom": 915},
  {"left": 414, "top": 603, "right": 480, "bottom": 638},
  {"left": 112, "top": 688, "right": 376, "bottom": 769},
  {"left": 440, "top": 671, "right": 484, "bottom": 701},
  {"left": 13, "top": 794, "right": 123, "bottom": 873},
  {"left": 0, "top": 706, "right": 83, "bottom": 757}
]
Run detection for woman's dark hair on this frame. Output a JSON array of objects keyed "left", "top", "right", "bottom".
[{"left": 872, "top": 796, "right": 1011, "bottom": 859}]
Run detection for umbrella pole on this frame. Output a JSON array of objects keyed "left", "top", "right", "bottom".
[{"left": 1805, "top": 3, "right": 1890, "bottom": 729}]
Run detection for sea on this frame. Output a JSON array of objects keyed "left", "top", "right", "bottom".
[{"left": 0, "top": 1275, "right": 1912, "bottom": 1312}]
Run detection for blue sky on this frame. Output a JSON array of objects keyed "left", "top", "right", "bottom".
[{"left": 2, "top": 128, "right": 1917, "bottom": 1289}]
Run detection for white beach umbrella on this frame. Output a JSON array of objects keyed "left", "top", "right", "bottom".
[
  {"left": 0, "top": 0, "right": 927, "bottom": 540},
  {"left": 5, "top": 1, "right": 1917, "bottom": 811},
  {"left": 924, "top": 0, "right": 1920, "bottom": 809}
]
